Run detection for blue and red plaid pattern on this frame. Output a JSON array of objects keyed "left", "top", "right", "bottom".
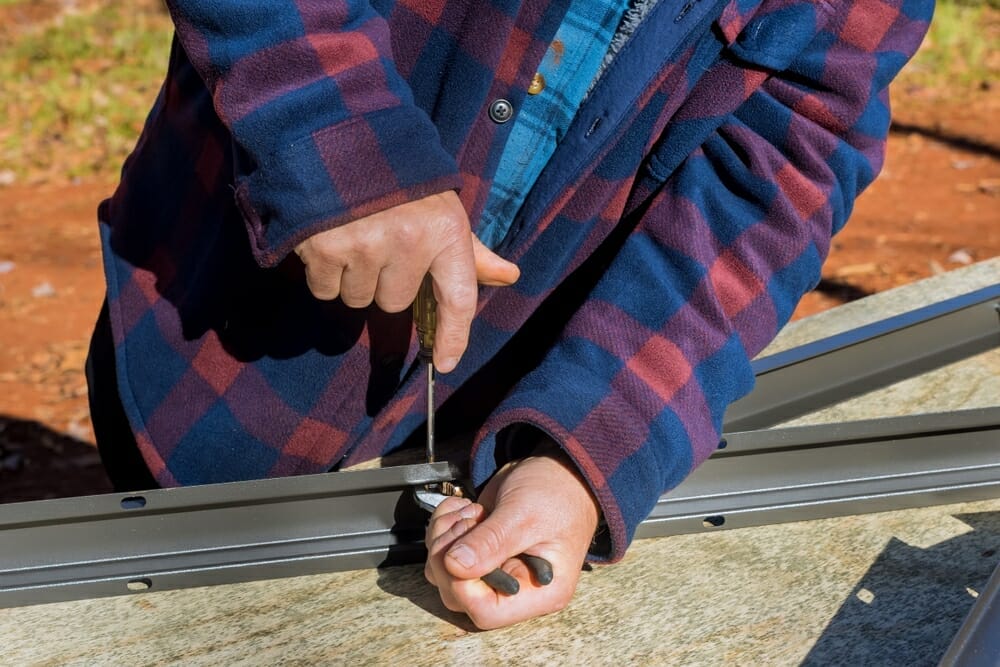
[
  {"left": 99, "top": 0, "right": 933, "bottom": 560},
  {"left": 478, "top": 0, "right": 628, "bottom": 249}
]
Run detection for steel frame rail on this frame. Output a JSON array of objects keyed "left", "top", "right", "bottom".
[
  {"left": 725, "top": 284, "right": 1000, "bottom": 431},
  {"left": 0, "top": 462, "right": 459, "bottom": 607},
  {"left": 1, "top": 285, "right": 998, "bottom": 612},
  {"left": 939, "top": 562, "right": 1000, "bottom": 667},
  {"left": 638, "top": 407, "right": 1000, "bottom": 538}
]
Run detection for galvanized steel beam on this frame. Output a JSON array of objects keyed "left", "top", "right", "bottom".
[{"left": 724, "top": 284, "right": 1000, "bottom": 432}]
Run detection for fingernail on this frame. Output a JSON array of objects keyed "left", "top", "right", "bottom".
[
  {"left": 458, "top": 503, "right": 478, "bottom": 519},
  {"left": 448, "top": 544, "right": 476, "bottom": 569}
]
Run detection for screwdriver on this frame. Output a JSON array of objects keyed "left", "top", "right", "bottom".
[{"left": 413, "top": 275, "right": 437, "bottom": 463}]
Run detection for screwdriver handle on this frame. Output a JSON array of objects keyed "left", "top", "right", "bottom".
[{"left": 413, "top": 274, "right": 437, "bottom": 361}]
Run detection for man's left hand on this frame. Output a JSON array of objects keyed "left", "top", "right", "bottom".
[{"left": 423, "top": 449, "right": 599, "bottom": 629}]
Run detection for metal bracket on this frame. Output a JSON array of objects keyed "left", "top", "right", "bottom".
[{"left": 0, "top": 285, "right": 998, "bottom": 611}]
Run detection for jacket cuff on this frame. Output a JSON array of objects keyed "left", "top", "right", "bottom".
[
  {"left": 233, "top": 104, "right": 463, "bottom": 267},
  {"left": 468, "top": 376, "right": 695, "bottom": 563}
]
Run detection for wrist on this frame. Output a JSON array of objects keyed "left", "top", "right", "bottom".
[{"left": 499, "top": 425, "right": 606, "bottom": 555}]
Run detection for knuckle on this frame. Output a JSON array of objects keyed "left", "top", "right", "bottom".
[
  {"left": 436, "top": 282, "right": 477, "bottom": 320},
  {"left": 311, "top": 235, "right": 343, "bottom": 263},
  {"left": 393, "top": 219, "right": 422, "bottom": 247},
  {"left": 441, "top": 204, "right": 470, "bottom": 230},
  {"left": 351, "top": 234, "right": 380, "bottom": 262}
]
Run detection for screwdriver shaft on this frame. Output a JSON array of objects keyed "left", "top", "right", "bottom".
[{"left": 426, "top": 360, "right": 435, "bottom": 463}]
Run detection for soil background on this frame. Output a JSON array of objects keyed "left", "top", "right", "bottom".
[{"left": 1, "top": 11, "right": 998, "bottom": 503}]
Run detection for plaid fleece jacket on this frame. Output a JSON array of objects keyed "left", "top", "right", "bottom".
[{"left": 99, "top": 0, "right": 933, "bottom": 560}]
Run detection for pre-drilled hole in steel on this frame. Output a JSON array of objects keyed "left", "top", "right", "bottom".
[
  {"left": 126, "top": 578, "right": 152, "bottom": 592},
  {"left": 703, "top": 515, "right": 725, "bottom": 528},
  {"left": 120, "top": 496, "right": 146, "bottom": 510}
]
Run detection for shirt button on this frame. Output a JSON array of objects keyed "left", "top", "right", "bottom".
[
  {"left": 527, "top": 73, "right": 545, "bottom": 95},
  {"left": 488, "top": 98, "right": 513, "bottom": 124}
]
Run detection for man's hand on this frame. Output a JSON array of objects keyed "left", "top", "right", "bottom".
[
  {"left": 294, "top": 192, "right": 519, "bottom": 373},
  {"left": 423, "top": 450, "right": 600, "bottom": 629}
]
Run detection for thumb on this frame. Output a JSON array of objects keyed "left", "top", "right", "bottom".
[
  {"left": 472, "top": 237, "right": 520, "bottom": 287},
  {"left": 444, "top": 502, "right": 534, "bottom": 579}
]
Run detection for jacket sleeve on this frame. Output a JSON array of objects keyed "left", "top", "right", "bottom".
[
  {"left": 163, "top": 1, "right": 463, "bottom": 266},
  {"left": 468, "top": 0, "right": 934, "bottom": 560}
]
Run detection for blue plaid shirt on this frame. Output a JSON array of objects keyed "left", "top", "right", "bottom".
[{"left": 478, "top": 0, "right": 629, "bottom": 248}]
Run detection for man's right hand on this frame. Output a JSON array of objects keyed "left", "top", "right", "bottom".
[{"left": 294, "top": 191, "right": 520, "bottom": 373}]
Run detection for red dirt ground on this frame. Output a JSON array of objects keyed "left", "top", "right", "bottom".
[{"left": 1, "top": 76, "right": 998, "bottom": 503}]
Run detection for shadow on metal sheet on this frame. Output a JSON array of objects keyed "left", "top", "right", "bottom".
[{"left": 802, "top": 511, "right": 999, "bottom": 666}]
